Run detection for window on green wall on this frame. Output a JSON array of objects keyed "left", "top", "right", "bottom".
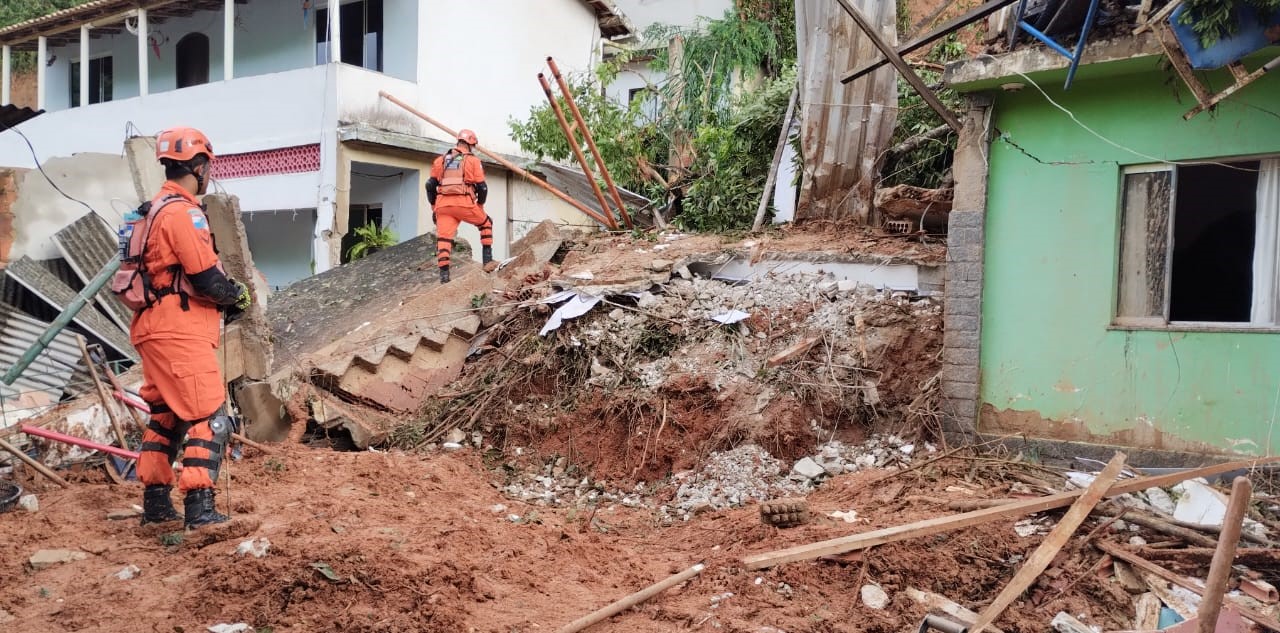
[{"left": 1116, "top": 158, "right": 1280, "bottom": 327}]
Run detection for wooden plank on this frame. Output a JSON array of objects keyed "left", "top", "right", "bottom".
[
  {"left": 0, "top": 436, "right": 69, "bottom": 487},
  {"left": 841, "top": 0, "right": 1021, "bottom": 83},
  {"left": 904, "top": 587, "right": 1007, "bottom": 633},
  {"left": 1098, "top": 541, "right": 1280, "bottom": 632},
  {"left": 1139, "top": 570, "right": 1199, "bottom": 620},
  {"left": 767, "top": 335, "right": 822, "bottom": 367},
  {"left": 741, "top": 454, "right": 1280, "bottom": 570},
  {"left": 1135, "top": 592, "right": 1163, "bottom": 630},
  {"left": 969, "top": 453, "right": 1127, "bottom": 633}
]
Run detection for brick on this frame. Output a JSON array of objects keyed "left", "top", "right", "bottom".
[
  {"left": 947, "top": 227, "right": 983, "bottom": 248},
  {"left": 942, "top": 346, "right": 977, "bottom": 365},
  {"left": 950, "top": 261, "right": 983, "bottom": 282},
  {"left": 948, "top": 211, "right": 984, "bottom": 229},
  {"left": 946, "top": 315, "right": 980, "bottom": 333},
  {"left": 946, "top": 295, "right": 982, "bottom": 315},
  {"left": 950, "top": 244, "right": 984, "bottom": 263},
  {"left": 944, "top": 330, "right": 981, "bottom": 350},
  {"left": 941, "top": 380, "right": 979, "bottom": 400},
  {"left": 941, "top": 362, "right": 980, "bottom": 385},
  {"left": 940, "top": 397, "right": 977, "bottom": 418}
]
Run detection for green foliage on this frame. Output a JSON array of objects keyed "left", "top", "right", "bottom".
[
  {"left": 1179, "top": 0, "right": 1280, "bottom": 48},
  {"left": 510, "top": 1, "right": 797, "bottom": 234},
  {"left": 345, "top": 221, "right": 397, "bottom": 261},
  {"left": 880, "top": 38, "right": 967, "bottom": 189},
  {"left": 680, "top": 65, "right": 795, "bottom": 232},
  {"left": 0, "top": 1, "right": 94, "bottom": 72}
]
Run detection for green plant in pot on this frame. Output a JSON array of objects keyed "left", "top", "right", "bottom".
[{"left": 346, "top": 221, "right": 397, "bottom": 261}]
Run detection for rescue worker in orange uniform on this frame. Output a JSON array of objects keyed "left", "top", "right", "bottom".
[
  {"left": 133, "top": 127, "right": 252, "bottom": 528},
  {"left": 425, "top": 129, "right": 494, "bottom": 283}
]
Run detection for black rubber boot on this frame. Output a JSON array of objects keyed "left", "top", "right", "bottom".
[
  {"left": 439, "top": 266, "right": 451, "bottom": 284},
  {"left": 482, "top": 246, "right": 493, "bottom": 265},
  {"left": 141, "top": 485, "right": 182, "bottom": 525},
  {"left": 183, "top": 488, "right": 228, "bottom": 529}
]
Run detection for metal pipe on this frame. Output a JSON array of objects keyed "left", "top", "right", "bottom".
[
  {"left": 1, "top": 259, "right": 120, "bottom": 386},
  {"left": 546, "top": 57, "right": 633, "bottom": 229},
  {"left": 77, "top": 336, "right": 131, "bottom": 453},
  {"left": 537, "top": 72, "right": 618, "bottom": 230},
  {"left": 21, "top": 424, "right": 141, "bottom": 461},
  {"left": 378, "top": 90, "right": 616, "bottom": 229},
  {"left": 1198, "top": 476, "right": 1253, "bottom": 633}
]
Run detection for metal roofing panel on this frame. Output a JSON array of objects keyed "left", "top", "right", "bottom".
[
  {"left": 0, "top": 105, "right": 43, "bottom": 130},
  {"left": 538, "top": 162, "right": 654, "bottom": 222},
  {"left": 0, "top": 303, "right": 82, "bottom": 415},
  {"left": 0, "top": 0, "right": 231, "bottom": 49},
  {"left": 794, "top": 0, "right": 898, "bottom": 223},
  {"left": 5, "top": 256, "right": 135, "bottom": 359},
  {"left": 53, "top": 212, "right": 133, "bottom": 332}
]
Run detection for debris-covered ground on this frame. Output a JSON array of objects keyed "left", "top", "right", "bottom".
[{"left": 6, "top": 231, "right": 1280, "bottom": 633}]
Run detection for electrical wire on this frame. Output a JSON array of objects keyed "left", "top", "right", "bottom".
[
  {"left": 0, "top": 118, "right": 100, "bottom": 217},
  {"left": 979, "top": 55, "right": 1263, "bottom": 173}
]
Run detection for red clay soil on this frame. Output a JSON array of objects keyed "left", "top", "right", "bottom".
[{"left": 1, "top": 448, "right": 1139, "bottom": 633}]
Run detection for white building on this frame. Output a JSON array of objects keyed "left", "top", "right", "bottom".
[
  {"left": 603, "top": 0, "right": 732, "bottom": 113},
  {"left": 0, "top": 0, "right": 633, "bottom": 289}
]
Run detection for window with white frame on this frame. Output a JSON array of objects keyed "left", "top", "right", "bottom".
[{"left": 1116, "top": 158, "right": 1280, "bottom": 326}]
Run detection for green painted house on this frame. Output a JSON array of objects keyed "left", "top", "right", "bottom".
[{"left": 939, "top": 32, "right": 1280, "bottom": 460}]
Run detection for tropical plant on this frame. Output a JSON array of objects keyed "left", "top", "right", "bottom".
[
  {"left": 1179, "top": 0, "right": 1280, "bottom": 49},
  {"left": 345, "top": 221, "right": 396, "bottom": 261}
]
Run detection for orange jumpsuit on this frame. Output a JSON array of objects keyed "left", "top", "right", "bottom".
[
  {"left": 429, "top": 148, "right": 493, "bottom": 269},
  {"left": 130, "top": 181, "right": 228, "bottom": 493}
]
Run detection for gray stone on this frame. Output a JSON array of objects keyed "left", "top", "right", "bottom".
[
  {"left": 837, "top": 280, "right": 859, "bottom": 294},
  {"left": 792, "top": 457, "right": 826, "bottom": 479},
  {"left": 649, "top": 259, "right": 674, "bottom": 272},
  {"left": 107, "top": 508, "right": 143, "bottom": 521},
  {"left": 444, "top": 428, "right": 466, "bottom": 444},
  {"left": 29, "top": 549, "right": 87, "bottom": 570},
  {"left": 823, "top": 462, "right": 844, "bottom": 477},
  {"left": 18, "top": 494, "right": 38, "bottom": 512}
]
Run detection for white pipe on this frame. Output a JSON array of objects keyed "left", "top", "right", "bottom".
[
  {"left": 138, "top": 9, "right": 148, "bottom": 97},
  {"left": 79, "top": 25, "right": 89, "bottom": 107},
  {"left": 224, "top": 0, "right": 234, "bottom": 80},
  {"left": 36, "top": 37, "right": 46, "bottom": 111},
  {"left": 328, "top": 0, "right": 341, "bottom": 64},
  {"left": 1, "top": 46, "right": 10, "bottom": 106}
]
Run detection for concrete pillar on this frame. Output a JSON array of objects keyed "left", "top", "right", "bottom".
[
  {"left": 224, "top": 0, "right": 234, "bottom": 81},
  {"left": 36, "top": 37, "right": 46, "bottom": 111},
  {"left": 940, "top": 95, "right": 995, "bottom": 438},
  {"left": 328, "top": 0, "right": 341, "bottom": 64},
  {"left": 137, "top": 9, "right": 149, "bottom": 97},
  {"left": 79, "top": 26, "right": 89, "bottom": 107},
  {"left": 1, "top": 46, "right": 10, "bottom": 106}
]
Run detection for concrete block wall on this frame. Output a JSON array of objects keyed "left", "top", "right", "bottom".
[{"left": 940, "top": 97, "right": 993, "bottom": 435}]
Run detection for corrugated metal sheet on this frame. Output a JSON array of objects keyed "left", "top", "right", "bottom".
[
  {"left": 53, "top": 212, "right": 132, "bottom": 332},
  {"left": 0, "top": 105, "right": 43, "bottom": 130},
  {"left": 539, "top": 162, "right": 653, "bottom": 222},
  {"left": 794, "top": 0, "right": 898, "bottom": 224},
  {"left": 5, "top": 256, "right": 135, "bottom": 359},
  {"left": 0, "top": 303, "right": 82, "bottom": 418}
]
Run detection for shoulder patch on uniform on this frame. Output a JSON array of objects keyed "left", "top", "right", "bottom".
[{"left": 188, "top": 208, "right": 209, "bottom": 230}]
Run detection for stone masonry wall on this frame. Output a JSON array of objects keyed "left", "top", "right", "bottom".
[{"left": 940, "top": 96, "right": 993, "bottom": 435}]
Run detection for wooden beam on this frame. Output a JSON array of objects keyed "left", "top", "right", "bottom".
[
  {"left": 0, "top": 436, "right": 70, "bottom": 487},
  {"left": 841, "top": 0, "right": 1021, "bottom": 84},
  {"left": 832, "top": 0, "right": 962, "bottom": 132},
  {"left": 969, "top": 453, "right": 1126, "bottom": 633},
  {"left": 1097, "top": 541, "right": 1280, "bottom": 632},
  {"left": 741, "top": 454, "right": 1280, "bottom": 570}
]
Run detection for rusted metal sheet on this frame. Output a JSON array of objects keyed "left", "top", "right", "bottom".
[
  {"left": 794, "top": 0, "right": 898, "bottom": 224},
  {"left": 53, "top": 212, "right": 133, "bottom": 332}
]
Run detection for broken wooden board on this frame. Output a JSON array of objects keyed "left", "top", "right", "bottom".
[
  {"left": 741, "top": 455, "right": 1280, "bottom": 570},
  {"left": 1135, "top": 592, "right": 1163, "bottom": 630},
  {"left": 903, "top": 587, "right": 1007, "bottom": 633},
  {"left": 767, "top": 335, "right": 822, "bottom": 367},
  {"left": 969, "top": 452, "right": 1127, "bottom": 633},
  {"left": 1098, "top": 541, "right": 1280, "bottom": 632}
]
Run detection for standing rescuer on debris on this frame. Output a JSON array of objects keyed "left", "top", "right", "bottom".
[
  {"left": 425, "top": 129, "right": 495, "bottom": 284},
  {"left": 117, "top": 127, "right": 252, "bottom": 529}
]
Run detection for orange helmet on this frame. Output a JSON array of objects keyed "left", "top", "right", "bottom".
[
  {"left": 457, "top": 129, "right": 478, "bottom": 146},
  {"left": 156, "top": 127, "right": 215, "bottom": 163}
]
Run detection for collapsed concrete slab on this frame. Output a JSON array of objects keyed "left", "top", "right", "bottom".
[{"left": 264, "top": 221, "right": 564, "bottom": 444}]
